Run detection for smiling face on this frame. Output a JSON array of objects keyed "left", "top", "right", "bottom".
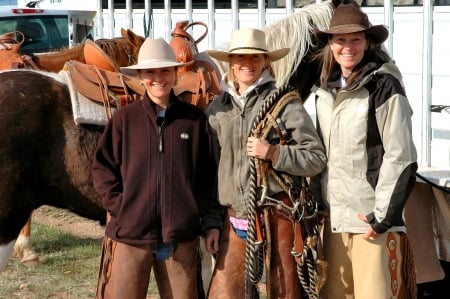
[
  {"left": 229, "top": 53, "right": 268, "bottom": 94},
  {"left": 138, "top": 67, "right": 177, "bottom": 108},
  {"left": 329, "top": 31, "right": 367, "bottom": 78}
]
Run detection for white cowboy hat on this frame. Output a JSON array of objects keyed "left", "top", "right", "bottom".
[
  {"left": 207, "top": 28, "right": 289, "bottom": 62},
  {"left": 120, "top": 37, "right": 184, "bottom": 75}
]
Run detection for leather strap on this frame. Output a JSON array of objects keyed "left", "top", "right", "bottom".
[{"left": 387, "top": 232, "right": 399, "bottom": 296}]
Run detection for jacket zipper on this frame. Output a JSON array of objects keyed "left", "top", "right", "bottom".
[{"left": 157, "top": 116, "right": 165, "bottom": 217}]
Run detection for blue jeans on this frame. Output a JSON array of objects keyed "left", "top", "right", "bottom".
[{"left": 150, "top": 243, "right": 178, "bottom": 261}]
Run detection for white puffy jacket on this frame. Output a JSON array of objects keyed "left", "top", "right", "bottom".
[{"left": 313, "top": 62, "right": 418, "bottom": 234}]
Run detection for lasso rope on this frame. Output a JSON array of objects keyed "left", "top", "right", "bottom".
[{"left": 245, "top": 85, "right": 294, "bottom": 298}]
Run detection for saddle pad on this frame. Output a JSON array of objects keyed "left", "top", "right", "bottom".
[{"left": 59, "top": 69, "right": 114, "bottom": 126}]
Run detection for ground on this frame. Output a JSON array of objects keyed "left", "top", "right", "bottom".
[{"left": 32, "top": 206, "right": 105, "bottom": 239}]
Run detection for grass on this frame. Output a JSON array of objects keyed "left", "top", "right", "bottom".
[{"left": 0, "top": 222, "right": 159, "bottom": 299}]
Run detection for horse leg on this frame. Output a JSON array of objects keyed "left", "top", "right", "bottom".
[{"left": 12, "top": 212, "right": 39, "bottom": 264}]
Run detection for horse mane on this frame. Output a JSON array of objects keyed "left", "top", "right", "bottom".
[{"left": 266, "top": 1, "right": 333, "bottom": 87}]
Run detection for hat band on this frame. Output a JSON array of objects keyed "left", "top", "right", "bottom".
[{"left": 229, "top": 46, "right": 268, "bottom": 53}]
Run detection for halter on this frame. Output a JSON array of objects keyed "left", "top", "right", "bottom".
[{"left": 245, "top": 85, "right": 326, "bottom": 299}]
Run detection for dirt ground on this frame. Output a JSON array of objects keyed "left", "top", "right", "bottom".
[{"left": 32, "top": 205, "right": 105, "bottom": 239}]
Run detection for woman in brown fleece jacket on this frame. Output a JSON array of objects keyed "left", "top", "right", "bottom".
[{"left": 92, "top": 37, "right": 223, "bottom": 299}]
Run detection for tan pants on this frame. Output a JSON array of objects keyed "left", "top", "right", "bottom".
[
  {"left": 322, "top": 222, "right": 416, "bottom": 299},
  {"left": 96, "top": 237, "right": 199, "bottom": 299}
]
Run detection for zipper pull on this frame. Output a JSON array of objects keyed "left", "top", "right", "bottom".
[
  {"left": 158, "top": 127, "right": 164, "bottom": 152},
  {"left": 156, "top": 112, "right": 166, "bottom": 153}
]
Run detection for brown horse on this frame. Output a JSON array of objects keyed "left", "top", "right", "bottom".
[
  {"left": 19, "top": 28, "right": 144, "bottom": 73},
  {"left": 12, "top": 28, "right": 145, "bottom": 265}
]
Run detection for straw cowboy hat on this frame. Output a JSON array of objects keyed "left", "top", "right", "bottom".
[
  {"left": 207, "top": 28, "right": 289, "bottom": 62},
  {"left": 314, "top": 1, "right": 388, "bottom": 46},
  {"left": 120, "top": 37, "right": 184, "bottom": 75}
]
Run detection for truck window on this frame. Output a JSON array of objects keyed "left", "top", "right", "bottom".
[{"left": 0, "top": 15, "right": 69, "bottom": 54}]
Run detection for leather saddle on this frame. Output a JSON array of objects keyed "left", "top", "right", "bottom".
[
  {"left": 0, "top": 31, "right": 25, "bottom": 70},
  {"left": 65, "top": 60, "right": 144, "bottom": 118},
  {"left": 64, "top": 37, "right": 145, "bottom": 119},
  {"left": 170, "top": 21, "right": 221, "bottom": 110},
  {"left": 173, "top": 59, "right": 221, "bottom": 111}
]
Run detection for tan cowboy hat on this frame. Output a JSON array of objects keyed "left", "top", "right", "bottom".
[
  {"left": 314, "top": 1, "right": 388, "bottom": 46},
  {"left": 120, "top": 37, "right": 184, "bottom": 75},
  {"left": 207, "top": 28, "right": 289, "bottom": 62}
]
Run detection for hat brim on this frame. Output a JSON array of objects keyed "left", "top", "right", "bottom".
[
  {"left": 120, "top": 59, "right": 185, "bottom": 76},
  {"left": 207, "top": 47, "right": 289, "bottom": 62},
  {"left": 314, "top": 24, "right": 388, "bottom": 46}
]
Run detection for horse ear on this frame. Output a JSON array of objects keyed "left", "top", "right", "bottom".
[
  {"left": 122, "top": 29, "right": 145, "bottom": 55},
  {"left": 120, "top": 28, "right": 127, "bottom": 38}
]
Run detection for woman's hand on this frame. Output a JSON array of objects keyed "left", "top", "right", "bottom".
[
  {"left": 357, "top": 213, "right": 378, "bottom": 240},
  {"left": 247, "top": 137, "right": 271, "bottom": 159},
  {"left": 205, "top": 228, "right": 221, "bottom": 254}
]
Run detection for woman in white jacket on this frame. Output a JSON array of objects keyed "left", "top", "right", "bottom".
[{"left": 312, "top": 1, "right": 418, "bottom": 298}]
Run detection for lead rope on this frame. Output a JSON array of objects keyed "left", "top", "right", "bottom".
[{"left": 245, "top": 85, "right": 294, "bottom": 298}]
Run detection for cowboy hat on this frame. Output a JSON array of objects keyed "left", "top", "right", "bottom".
[
  {"left": 120, "top": 37, "right": 184, "bottom": 75},
  {"left": 314, "top": 1, "right": 388, "bottom": 46},
  {"left": 207, "top": 28, "right": 289, "bottom": 62}
]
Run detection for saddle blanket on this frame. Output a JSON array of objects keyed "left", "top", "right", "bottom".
[{"left": 59, "top": 70, "right": 115, "bottom": 126}]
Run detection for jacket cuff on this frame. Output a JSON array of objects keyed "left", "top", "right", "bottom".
[{"left": 366, "top": 212, "right": 391, "bottom": 234}]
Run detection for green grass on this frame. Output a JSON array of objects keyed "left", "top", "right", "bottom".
[{"left": 0, "top": 222, "right": 159, "bottom": 299}]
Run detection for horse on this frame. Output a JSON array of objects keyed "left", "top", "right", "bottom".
[
  {"left": 19, "top": 28, "right": 144, "bottom": 73},
  {"left": 11, "top": 28, "right": 145, "bottom": 265},
  {"left": 0, "top": 1, "right": 335, "bottom": 297}
]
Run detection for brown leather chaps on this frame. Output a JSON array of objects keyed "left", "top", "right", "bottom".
[
  {"left": 96, "top": 236, "right": 199, "bottom": 299},
  {"left": 207, "top": 211, "right": 302, "bottom": 299}
]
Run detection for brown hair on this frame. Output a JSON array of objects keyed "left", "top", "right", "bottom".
[{"left": 314, "top": 33, "right": 392, "bottom": 88}]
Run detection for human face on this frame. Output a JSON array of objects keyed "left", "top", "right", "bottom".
[
  {"left": 139, "top": 67, "right": 177, "bottom": 108},
  {"left": 230, "top": 53, "right": 267, "bottom": 93},
  {"left": 329, "top": 32, "right": 367, "bottom": 77}
]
